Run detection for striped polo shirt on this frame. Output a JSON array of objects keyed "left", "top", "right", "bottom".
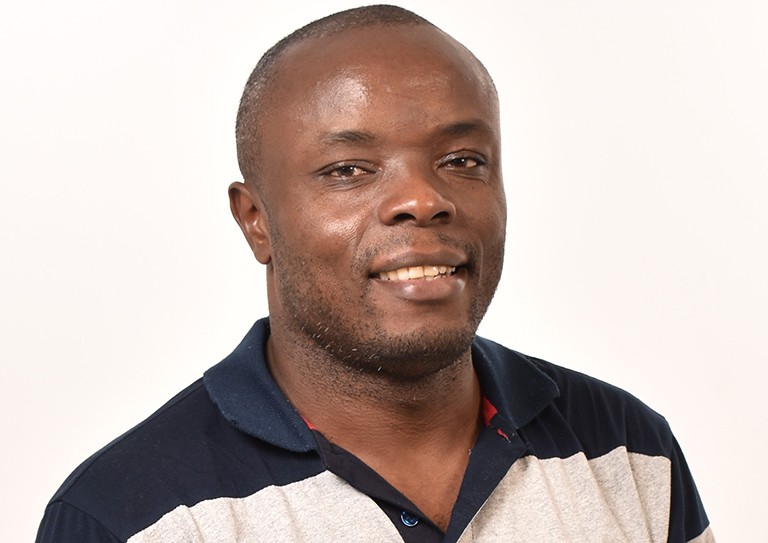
[{"left": 36, "top": 318, "right": 714, "bottom": 542}]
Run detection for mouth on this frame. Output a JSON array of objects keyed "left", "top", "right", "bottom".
[{"left": 376, "top": 265, "right": 458, "bottom": 281}]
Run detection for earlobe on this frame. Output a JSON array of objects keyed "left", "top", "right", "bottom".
[{"left": 228, "top": 181, "right": 272, "bottom": 264}]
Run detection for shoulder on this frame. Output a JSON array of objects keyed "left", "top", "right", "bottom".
[
  {"left": 473, "top": 338, "right": 713, "bottom": 543},
  {"left": 535, "top": 355, "right": 666, "bottom": 422},
  {"left": 533, "top": 355, "right": 673, "bottom": 454},
  {"left": 41, "top": 360, "right": 324, "bottom": 542},
  {"left": 42, "top": 380, "right": 232, "bottom": 541},
  {"left": 474, "top": 336, "right": 675, "bottom": 460}
]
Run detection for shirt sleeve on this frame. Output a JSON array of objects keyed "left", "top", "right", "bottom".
[
  {"left": 667, "top": 436, "right": 715, "bottom": 543},
  {"left": 36, "top": 500, "right": 123, "bottom": 543}
]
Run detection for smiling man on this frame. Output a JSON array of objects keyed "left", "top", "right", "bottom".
[{"left": 37, "top": 5, "right": 714, "bottom": 543}]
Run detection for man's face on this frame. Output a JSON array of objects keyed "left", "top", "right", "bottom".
[{"left": 244, "top": 25, "right": 506, "bottom": 379}]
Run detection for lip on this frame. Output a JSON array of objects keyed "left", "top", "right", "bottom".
[
  {"left": 371, "top": 266, "right": 468, "bottom": 302},
  {"left": 368, "top": 247, "right": 469, "bottom": 303},
  {"left": 369, "top": 247, "right": 467, "bottom": 276}
]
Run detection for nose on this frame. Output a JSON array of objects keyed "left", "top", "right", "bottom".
[{"left": 377, "top": 168, "right": 456, "bottom": 227}]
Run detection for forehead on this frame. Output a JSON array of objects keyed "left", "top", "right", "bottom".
[{"left": 262, "top": 24, "right": 499, "bottom": 134}]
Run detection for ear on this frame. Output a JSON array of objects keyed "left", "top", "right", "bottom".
[{"left": 228, "top": 181, "right": 272, "bottom": 264}]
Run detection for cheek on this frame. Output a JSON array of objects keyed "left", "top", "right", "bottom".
[
  {"left": 465, "top": 189, "right": 507, "bottom": 240},
  {"left": 491, "top": 204, "right": 508, "bottom": 242},
  {"left": 277, "top": 196, "right": 369, "bottom": 266},
  {"left": 313, "top": 213, "right": 361, "bottom": 249}
]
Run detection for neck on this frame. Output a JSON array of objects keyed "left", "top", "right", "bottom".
[
  {"left": 266, "top": 323, "right": 482, "bottom": 453},
  {"left": 266, "top": 321, "right": 483, "bottom": 531}
]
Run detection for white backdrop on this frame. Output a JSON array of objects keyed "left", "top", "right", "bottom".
[{"left": 2, "top": 1, "right": 765, "bottom": 540}]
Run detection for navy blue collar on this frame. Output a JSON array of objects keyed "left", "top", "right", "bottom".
[{"left": 204, "top": 318, "right": 559, "bottom": 453}]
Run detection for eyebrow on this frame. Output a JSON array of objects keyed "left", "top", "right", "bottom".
[
  {"left": 437, "top": 120, "right": 496, "bottom": 138},
  {"left": 317, "top": 120, "right": 495, "bottom": 149},
  {"left": 319, "top": 130, "right": 376, "bottom": 148}
]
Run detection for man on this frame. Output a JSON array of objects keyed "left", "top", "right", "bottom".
[{"left": 36, "top": 5, "right": 714, "bottom": 542}]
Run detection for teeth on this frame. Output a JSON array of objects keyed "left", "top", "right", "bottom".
[
  {"left": 377, "top": 265, "right": 456, "bottom": 281},
  {"left": 408, "top": 266, "right": 425, "bottom": 279}
]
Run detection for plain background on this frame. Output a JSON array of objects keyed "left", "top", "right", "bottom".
[{"left": 2, "top": 0, "right": 766, "bottom": 540}]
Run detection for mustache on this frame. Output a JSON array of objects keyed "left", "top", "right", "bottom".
[{"left": 355, "top": 232, "right": 478, "bottom": 272}]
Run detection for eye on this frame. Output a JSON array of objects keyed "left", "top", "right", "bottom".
[
  {"left": 441, "top": 153, "right": 487, "bottom": 170},
  {"left": 329, "top": 165, "right": 365, "bottom": 178},
  {"left": 319, "top": 162, "right": 374, "bottom": 179},
  {"left": 447, "top": 156, "right": 480, "bottom": 168}
]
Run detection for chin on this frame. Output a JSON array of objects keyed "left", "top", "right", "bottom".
[{"left": 329, "top": 324, "right": 478, "bottom": 381}]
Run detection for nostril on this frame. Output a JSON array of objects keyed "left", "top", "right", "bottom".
[
  {"left": 393, "top": 212, "right": 416, "bottom": 222},
  {"left": 391, "top": 209, "right": 451, "bottom": 224}
]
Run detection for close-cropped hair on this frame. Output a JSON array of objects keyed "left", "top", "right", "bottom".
[{"left": 234, "top": 5, "right": 435, "bottom": 186}]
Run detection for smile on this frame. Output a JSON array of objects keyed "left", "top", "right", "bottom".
[{"left": 377, "top": 265, "right": 457, "bottom": 281}]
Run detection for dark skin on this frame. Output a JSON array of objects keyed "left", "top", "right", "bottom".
[{"left": 229, "top": 25, "right": 506, "bottom": 531}]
